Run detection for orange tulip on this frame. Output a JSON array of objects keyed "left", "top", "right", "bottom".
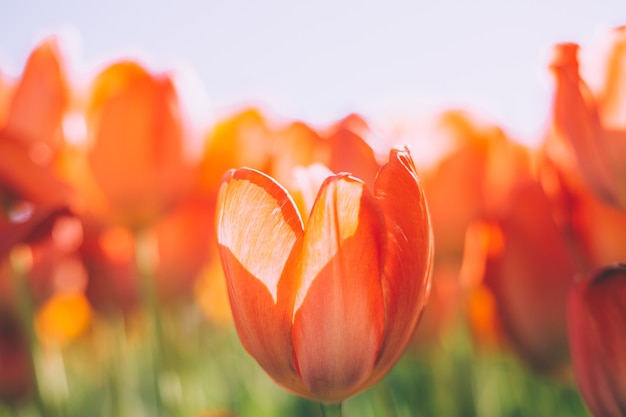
[
  {"left": 413, "top": 110, "right": 531, "bottom": 347},
  {"left": 200, "top": 108, "right": 276, "bottom": 195},
  {"left": 568, "top": 263, "right": 626, "bottom": 417},
  {"left": 3, "top": 36, "right": 69, "bottom": 160},
  {"left": 549, "top": 26, "right": 626, "bottom": 210},
  {"left": 216, "top": 147, "right": 433, "bottom": 403},
  {"left": 84, "top": 60, "right": 192, "bottom": 228},
  {"left": 0, "top": 37, "right": 74, "bottom": 212}
]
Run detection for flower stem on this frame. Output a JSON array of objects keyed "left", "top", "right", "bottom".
[
  {"left": 134, "top": 227, "right": 166, "bottom": 416},
  {"left": 9, "top": 246, "right": 49, "bottom": 417},
  {"left": 320, "top": 402, "right": 343, "bottom": 417}
]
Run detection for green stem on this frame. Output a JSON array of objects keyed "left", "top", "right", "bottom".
[
  {"left": 134, "top": 228, "right": 166, "bottom": 417},
  {"left": 320, "top": 402, "right": 343, "bottom": 417},
  {"left": 9, "top": 246, "right": 50, "bottom": 417}
]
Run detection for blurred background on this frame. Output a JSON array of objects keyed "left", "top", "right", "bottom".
[{"left": 1, "top": 0, "right": 625, "bottom": 144}]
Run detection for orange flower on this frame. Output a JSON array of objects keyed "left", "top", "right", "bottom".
[
  {"left": 568, "top": 263, "right": 626, "bottom": 417},
  {"left": 413, "top": 110, "right": 530, "bottom": 347},
  {"left": 549, "top": 26, "right": 626, "bottom": 209},
  {"left": 84, "top": 60, "right": 193, "bottom": 228},
  {"left": 0, "top": 37, "right": 74, "bottom": 211},
  {"left": 3, "top": 36, "right": 69, "bottom": 160},
  {"left": 216, "top": 147, "right": 433, "bottom": 403}
]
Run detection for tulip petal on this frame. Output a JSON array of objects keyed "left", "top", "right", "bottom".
[
  {"left": 367, "top": 147, "right": 433, "bottom": 385},
  {"left": 216, "top": 168, "right": 307, "bottom": 394},
  {"left": 568, "top": 264, "right": 626, "bottom": 417},
  {"left": 291, "top": 175, "right": 385, "bottom": 402}
]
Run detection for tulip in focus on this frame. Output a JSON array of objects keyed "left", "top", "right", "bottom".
[
  {"left": 216, "top": 146, "right": 433, "bottom": 404},
  {"left": 568, "top": 263, "right": 626, "bottom": 417}
]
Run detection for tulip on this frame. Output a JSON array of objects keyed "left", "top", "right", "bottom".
[
  {"left": 478, "top": 179, "right": 577, "bottom": 373},
  {"left": 568, "top": 263, "right": 626, "bottom": 417},
  {"left": 412, "top": 109, "right": 531, "bottom": 348},
  {"left": 0, "top": 37, "right": 74, "bottom": 211},
  {"left": 84, "top": 60, "right": 193, "bottom": 228},
  {"left": 3, "top": 36, "right": 69, "bottom": 160},
  {"left": 549, "top": 27, "right": 626, "bottom": 210},
  {"left": 216, "top": 146, "right": 433, "bottom": 404}
]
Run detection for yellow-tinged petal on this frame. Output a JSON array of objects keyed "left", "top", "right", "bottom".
[
  {"left": 367, "top": 147, "right": 433, "bottom": 385},
  {"left": 216, "top": 168, "right": 307, "bottom": 394},
  {"left": 292, "top": 175, "right": 385, "bottom": 402}
]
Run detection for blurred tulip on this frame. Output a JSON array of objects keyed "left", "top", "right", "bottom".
[
  {"left": 3, "top": 36, "right": 70, "bottom": 161},
  {"left": 201, "top": 109, "right": 381, "bottom": 196},
  {"left": 84, "top": 60, "right": 193, "bottom": 228},
  {"left": 82, "top": 190, "right": 215, "bottom": 313},
  {"left": 412, "top": 110, "right": 531, "bottom": 347},
  {"left": 216, "top": 147, "right": 433, "bottom": 403},
  {"left": 549, "top": 26, "right": 626, "bottom": 210},
  {"left": 0, "top": 37, "right": 74, "bottom": 213},
  {"left": 200, "top": 108, "right": 276, "bottom": 195},
  {"left": 470, "top": 119, "right": 626, "bottom": 373},
  {"left": 321, "top": 113, "right": 381, "bottom": 188},
  {"left": 568, "top": 263, "right": 626, "bottom": 417},
  {"left": 478, "top": 179, "right": 577, "bottom": 373},
  {"left": 423, "top": 110, "right": 531, "bottom": 256}
]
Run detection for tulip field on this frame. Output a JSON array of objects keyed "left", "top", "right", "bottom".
[{"left": 1, "top": 18, "right": 626, "bottom": 417}]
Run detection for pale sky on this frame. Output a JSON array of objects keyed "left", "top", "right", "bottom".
[{"left": 0, "top": 0, "right": 625, "bottom": 145}]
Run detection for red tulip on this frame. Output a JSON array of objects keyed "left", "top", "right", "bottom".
[
  {"left": 216, "top": 147, "right": 433, "bottom": 403},
  {"left": 480, "top": 179, "right": 577, "bottom": 372},
  {"left": 568, "top": 263, "right": 626, "bottom": 417}
]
